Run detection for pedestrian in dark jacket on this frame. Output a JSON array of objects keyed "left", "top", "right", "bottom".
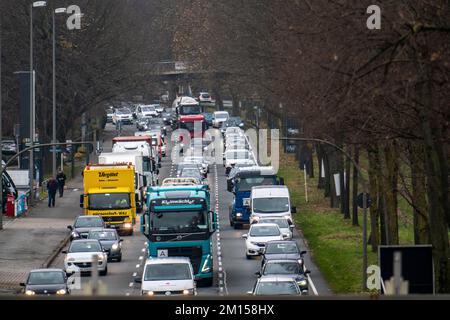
[
  {"left": 47, "top": 178, "right": 59, "bottom": 207},
  {"left": 56, "top": 169, "right": 67, "bottom": 197}
]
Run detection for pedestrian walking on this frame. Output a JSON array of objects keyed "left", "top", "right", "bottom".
[
  {"left": 56, "top": 168, "right": 67, "bottom": 197},
  {"left": 47, "top": 177, "right": 59, "bottom": 207}
]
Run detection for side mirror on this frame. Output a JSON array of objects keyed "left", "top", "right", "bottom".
[
  {"left": 279, "top": 177, "right": 285, "bottom": 185},
  {"left": 104, "top": 248, "right": 111, "bottom": 253},
  {"left": 119, "top": 239, "right": 124, "bottom": 242},
  {"left": 61, "top": 250, "right": 67, "bottom": 254},
  {"left": 67, "top": 225, "right": 73, "bottom": 231},
  {"left": 300, "top": 251, "right": 307, "bottom": 256},
  {"left": 291, "top": 206, "right": 297, "bottom": 213},
  {"left": 143, "top": 176, "right": 148, "bottom": 186},
  {"left": 305, "top": 270, "right": 311, "bottom": 275},
  {"left": 242, "top": 234, "right": 248, "bottom": 239},
  {"left": 20, "top": 282, "right": 26, "bottom": 287},
  {"left": 289, "top": 225, "right": 295, "bottom": 231},
  {"left": 79, "top": 195, "right": 84, "bottom": 208},
  {"left": 134, "top": 277, "right": 142, "bottom": 284},
  {"left": 254, "top": 271, "right": 261, "bottom": 277}
]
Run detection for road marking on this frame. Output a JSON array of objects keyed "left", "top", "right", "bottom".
[
  {"left": 129, "top": 282, "right": 134, "bottom": 288},
  {"left": 139, "top": 256, "right": 143, "bottom": 260},
  {"left": 136, "top": 264, "right": 140, "bottom": 268},
  {"left": 141, "top": 248, "right": 146, "bottom": 252},
  {"left": 126, "top": 293, "right": 130, "bottom": 296},
  {"left": 307, "top": 275, "right": 319, "bottom": 296},
  {"left": 133, "top": 272, "right": 137, "bottom": 277}
]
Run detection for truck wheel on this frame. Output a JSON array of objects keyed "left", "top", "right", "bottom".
[
  {"left": 230, "top": 219, "right": 234, "bottom": 227},
  {"left": 198, "top": 277, "right": 213, "bottom": 287},
  {"left": 233, "top": 223, "right": 241, "bottom": 230}
]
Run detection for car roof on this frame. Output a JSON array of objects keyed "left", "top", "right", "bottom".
[
  {"left": 77, "top": 215, "right": 103, "bottom": 220},
  {"left": 258, "top": 275, "right": 299, "bottom": 282},
  {"left": 251, "top": 223, "right": 280, "bottom": 229},
  {"left": 145, "top": 257, "right": 192, "bottom": 265},
  {"left": 266, "top": 240, "right": 297, "bottom": 245},
  {"left": 88, "top": 228, "right": 117, "bottom": 233},
  {"left": 29, "top": 269, "right": 65, "bottom": 273},
  {"left": 251, "top": 185, "right": 289, "bottom": 197},
  {"left": 71, "top": 239, "right": 101, "bottom": 243},
  {"left": 264, "top": 259, "right": 300, "bottom": 264}
]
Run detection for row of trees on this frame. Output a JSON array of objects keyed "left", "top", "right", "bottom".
[
  {"left": 0, "top": 0, "right": 172, "bottom": 171},
  {"left": 171, "top": 0, "right": 449, "bottom": 292}
]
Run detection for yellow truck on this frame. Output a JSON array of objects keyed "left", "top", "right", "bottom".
[{"left": 80, "top": 164, "right": 136, "bottom": 235}]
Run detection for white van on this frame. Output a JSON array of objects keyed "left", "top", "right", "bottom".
[
  {"left": 249, "top": 186, "right": 296, "bottom": 224},
  {"left": 136, "top": 257, "right": 196, "bottom": 296}
]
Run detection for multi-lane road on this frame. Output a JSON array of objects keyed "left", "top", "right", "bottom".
[{"left": 50, "top": 123, "right": 330, "bottom": 296}]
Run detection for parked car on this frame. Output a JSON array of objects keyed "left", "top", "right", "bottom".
[
  {"left": 135, "top": 257, "right": 197, "bottom": 296},
  {"left": 242, "top": 223, "right": 287, "bottom": 259},
  {"left": 67, "top": 215, "right": 106, "bottom": 241},
  {"left": 63, "top": 239, "right": 109, "bottom": 276},
  {"left": 247, "top": 276, "right": 302, "bottom": 296},
  {"left": 88, "top": 228, "right": 123, "bottom": 262},
  {"left": 261, "top": 240, "right": 307, "bottom": 270},
  {"left": 255, "top": 260, "right": 310, "bottom": 294},
  {"left": 21, "top": 269, "right": 70, "bottom": 296}
]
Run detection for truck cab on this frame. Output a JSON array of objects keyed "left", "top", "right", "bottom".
[
  {"left": 228, "top": 167, "right": 284, "bottom": 229},
  {"left": 81, "top": 164, "right": 136, "bottom": 236},
  {"left": 178, "top": 115, "right": 207, "bottom": 139},
  {"left": 140, "top": 185, "right": 217, "bottom": 286}
]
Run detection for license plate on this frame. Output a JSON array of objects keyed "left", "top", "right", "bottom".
[{"left": 243, "top": 198, "right": 250, "bottom": 206}]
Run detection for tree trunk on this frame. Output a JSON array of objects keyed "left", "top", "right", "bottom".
[
  {"left": 409, "top": 142, "right": 430, "bottom": 244},
  {"left": 352, "top": 146, "right": 360, "bottom": 226},
  {"left": 368, "top": 147, "right": 380, "bottom": 252},
  {"left": 380, "top": 142, "right": 399, "bottom": 245}
]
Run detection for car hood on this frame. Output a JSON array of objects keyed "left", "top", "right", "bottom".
[
  {"left": 74, "top": 227, "right": 102, "bottom": 234},
  {"left": 141, "top": 279, "right": 194, "bottom": 292},
  {"left": 264, "top": 253, "right": 301, "bottom": 261},
  {"left": 66, "top": 252, "right": 105, "bottom": 261},
  {"left": 98, "top": 240, "right": 117, "bottom": 249}
]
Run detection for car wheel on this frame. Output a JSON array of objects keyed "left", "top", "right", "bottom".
[
  {"left": 246, "top": 254, "right": 252, "bottom": 260},
  {"left": 116, "top": 255, "right": 122, "bottom": 262},
  {"left": 230, "top": 219, "right": 234, "bottom": 227},
  {"left": 233, "top": 223, "right": 241, "bottom": 230},
  {"left": 198, "top": 277, "right": 213, "bottom": 287},
  {"left": 100, "top": 267, "right": 108, "bottom": 276}
]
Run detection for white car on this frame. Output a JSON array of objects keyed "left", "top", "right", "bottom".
[
  {"left": 225, "top": 127, "right": 243, "bottom": 136},
  {"left": 155, "top": 104, "right": 164, "bottom": 113},
  {"left": 136, "top": 257, "right": 196, "bottom": 296},
  {"left": 212, "top": 111, "right": 229, "bottom": 128},
  {"left": 198, "top": 92, "right": 212, "bottom": 103},
  {"left": 112, "top": 108, "right": 133, "bottom": 124},
  {"left": 254, "top": 217, "right": 294, "bottom": 240},
  {"left": 183, "top": 156, "right": 209, "bottom": 174},
  {"left": 242, "top": 223, "right": 287, "bottom": 259},
  {"left": 63, "top": 239, "right": 108, "bottom": 276},
  {"left": 136, "top": 105, "right": 158, "bottom": 119},
  {"left": 224, "top": 149, "right": 256, "bottom": 174}
]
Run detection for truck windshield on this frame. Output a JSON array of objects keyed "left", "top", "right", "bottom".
[
  {"left": 150, "top": 210, "right": 208, "bottom": 233},
  {"left": 144, "top": 263, "right": 192, "bottom": 281},
  {"left": 180, "top": 121, "right": 205, "bottom": 132},
  {"left": 236, "top": 177, "right": 277, "bottom": 192},
  {"left": 253, "top": 197, "right": 289, "bottom": 213},
  {"left": 89, "top": 193, "right": 131, "bottom": 210},
  {"left": 180, "top": 105, "right": 201, "bottom": 115}
]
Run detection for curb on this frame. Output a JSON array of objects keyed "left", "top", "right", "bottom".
[{"left": 41, "top": 232, "right": 71, "bottom": 268}]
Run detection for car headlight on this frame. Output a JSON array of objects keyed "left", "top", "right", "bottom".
[
  {"left": 236, "top": 213, "right": 242, "bottom": 217},
  {"left": 201, "top": 255, "right": 211, "bottom": 273},
  {"left": 66, "top": 257, "right": 75, "bottom": 262},
  {"left": 71, "top": 231, "right": 80, "bottom": 238},
  {"left": 297, "top": 279, "right": 307, "bottom": 287},
  {"left": 112, "top": 243, "right": 119, "bottom": 250},
  {"left": 183, "top": 289, "right": 194, "bottom": 295},
  {"left": 25, "top": 290, "right": 35, "bottom": 296},
  {"left": 56, "top": 289, "right": 67, "bottom": 295},
  {"left": 146, "top": 291, "right": 154, "bottom": 296},
  {"left": 124, "top": 223, "right": 132, "bottom": 229}
]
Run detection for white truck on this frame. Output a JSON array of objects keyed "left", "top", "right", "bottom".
[
  {"left": 99, "top": 151, "right": 147, "bottom": 213},
  {"left": 112, "top": 136, "right": 159, "bottom": 186},
  {"left": 249, "top": 185, "right": 297, "bottom": 224}
]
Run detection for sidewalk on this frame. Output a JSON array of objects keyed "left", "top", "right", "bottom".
[{"left": 0, "top": 175, "right": 83, "bottom": 293}]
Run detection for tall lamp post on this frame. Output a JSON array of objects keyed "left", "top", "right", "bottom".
[
  {"left": 29, "top": 1, "right": 47, "bottom": 204},
  {"left": 52, "top": 7, "right": 67, "bottom": 177}
]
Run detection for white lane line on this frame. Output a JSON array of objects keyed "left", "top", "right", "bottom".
[
  {"left": 141, "top": 248, "right": 146, "bottom": 252},
  {"left": 129, "top": 282, "right": 134, "bottom": 288},
  {"left": 126, "top": 293, "right": 130, "bottom": 296},
  {"left": 139, "top": 256, "right": 143, "bottom": 260},
  {"left": 136, "top": 264, "right": 140, "bottom": 268},
  {"left": 133, "top": 272, "right": 137, "bottom": 277},
  {"left": 307, "top": 275, "right": 319, "bottom": 296}
]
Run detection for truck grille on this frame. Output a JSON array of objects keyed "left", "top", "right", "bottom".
[
  {"left": 102, "top": 216, "right": 127, "bottom": 223},
  {"left": 162, "top": 247, "right": 203, "bottom": 274}
]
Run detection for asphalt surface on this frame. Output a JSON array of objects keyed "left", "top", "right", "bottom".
[{"left": 50, "top": 122, "right": 331, "bottom": 296}]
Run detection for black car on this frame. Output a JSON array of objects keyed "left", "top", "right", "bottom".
[
  {"left": 261, "top": 240, "right": 307, "bottom": 269},
  {"left": 68, "top": 215, "right": 106, "bottom": 240},
  {"left": 21, "top": 269, "right": 70, "bottom": 296},
  {"left": 255, "top": 260, "right": 310, "bottom": 294},
  {"left": 88, "top": 228, "right": 123, "bottom": 262}
]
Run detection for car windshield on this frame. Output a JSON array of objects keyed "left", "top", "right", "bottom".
[
  {"left": 253, "top": 197, "right": 289, "bottom": 213},
  {"left": 181, "top": 169, "right": 202, "bottom": 178},
  {"left": 27, "top": 272, "right": 65, "bottom": 285},
  {"left": 256, "top": 281, "right": 299, "bottom": 295},
  {"left": 89, "top": 193, "right": 131, "bottom": 210},
  {"left": 69, "top": 241, "right": 102, "bottom": 253},
  {"left": 259, "top": 218, "right": 289, "bottom": 228},
  {"left": 74, "top": 217, "right": 104, "bottom": 228},
  {"left": 250, "top": 225, "right": 280, "bottom": 237},
  {"left": 201, "top": 93, "right": 210, "bottom": 98},
  {"left": 150, "top": 210, "right": 208, "bottom": 233},
  {"left": 236, "top": 177, "right": 277, "bottom": 191},
  {"left": 144, "top": 263, "right": 192, "bottom": 281},
  {"left": 117, "top": 109, "right": 131, "bottom": 114},
  {"left": 263, "top": 262, "right": 300, "bottom": 275},
  {"left": 215, "top": 112, "right": 228, "bottom": 119},
  {"left": 89, "top": 230, "right": 117, "bottom": 241},
  {"left": 265, "top": 242, "right": 299, "bottom": 254},
  {"left": 142, "top": 106, "right": 156, "bottom": 112}
]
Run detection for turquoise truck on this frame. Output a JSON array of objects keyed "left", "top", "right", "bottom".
[{"left": 140, "top": 184, "right": 217, "bottom": 286}]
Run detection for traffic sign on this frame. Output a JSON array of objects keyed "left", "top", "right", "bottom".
[{"left": 357, "top": 193, "right": 372, "bottom": 208}]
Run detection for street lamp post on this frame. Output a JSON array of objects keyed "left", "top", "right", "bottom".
[
  {"left": 29, "top": 1, "right": 47, "bottom": 204},
  {"left": 52, "top": 7, "right": 67, "bottom": 177}
]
